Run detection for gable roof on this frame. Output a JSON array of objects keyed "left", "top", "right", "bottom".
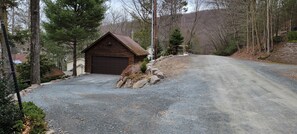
[{"left": 82, "top": 32, "right": 149, "bottom": 56}]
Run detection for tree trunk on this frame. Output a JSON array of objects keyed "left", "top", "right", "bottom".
[
  {"left": 30, "top": 0, "right": 41, "bottom": 84},
  {"left": 270, "top": 5, "right": 273, "bottom": 51},
  {"left": 188, "top": 0, "right": 200, "bottom": 54},
  {"left": 11, "top": 7, "right": 15, "bottom": 35},
  {"left": 153, "top": 0, "right": 158, "bottom": 59},
  {"left": 251, "top": 7, "right": 255, "bottom": 54},
  {"left": 246, "top": 7, "right": 249, "bottom": 52},
  {"left": 0, "top": 6, "right": 10, "bottom": 77},
  {"left": 255, "top": 23, "right": 261, "bottom": 51},
  {"left": 72, "top": 40, "right": 77, "bottom": 76},
  {"left": 266, "top": 0, "right": 270, "bottom": 54}
]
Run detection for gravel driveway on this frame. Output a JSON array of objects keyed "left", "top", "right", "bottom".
[{"left": 24, "top": 55, "right": 297, "bottom": 134}]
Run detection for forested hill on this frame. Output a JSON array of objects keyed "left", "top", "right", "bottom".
[{"left": 101, "top": 9, "right": 226, "bottom": 54}]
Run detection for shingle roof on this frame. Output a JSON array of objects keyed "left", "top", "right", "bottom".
[{"left": 82, "top": 32, "right": 149, "bottom": 56}]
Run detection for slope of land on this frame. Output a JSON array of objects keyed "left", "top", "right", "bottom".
[
  {"left": 101, "top": 10, "right": 225, "bottom": 54},
  {"left": 232, "top": 42, "right": 297, "bottom": 81},
  {"left": 233, "top": 43, "right": 297, "bottom": 65}
]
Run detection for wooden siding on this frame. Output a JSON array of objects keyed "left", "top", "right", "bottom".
[
  {"left": 85, "top": 35, "right": 135, "bottom": 73},
  {"left": 134, "top": 55, "right": 147, "bottom": 63},
  {"left": 91, "top": 56, "right": 128, "bottom": 74}
]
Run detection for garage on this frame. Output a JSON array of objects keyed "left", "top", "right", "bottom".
[
  {"left": 82, "top": 32, "right": 149, "bottom": 75},
  {"left": 91, "top": 56, "right": 128, "bottom": 74}
]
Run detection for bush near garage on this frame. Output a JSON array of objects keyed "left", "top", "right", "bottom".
[
  {"left": 140, "top": 59, "right": 149, "bottom": 73},
  {"left": 22, "top": 102, "right": 47, "bottom": 134},
  {"left": 0, "top": 79, "right": 22, "bottom": 134},
  {"left": 16, "top": 55, "right": 64, "bottom": 89},
  {"left": 0, "top": 79, "right": 48, "bottom": 133}
]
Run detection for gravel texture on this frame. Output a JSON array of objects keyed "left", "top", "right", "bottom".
[{"left": 24, "top": 55, "right": 297, "bottom": 134}]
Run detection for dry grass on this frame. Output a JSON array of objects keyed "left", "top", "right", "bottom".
[
  {"left": 233, "top": 43, "right": 297, "bottom": 65},
  {"left": 154, "top": 56, "right": 190, "bottom": 77},
  {"left": 232, "top": 48, "right": 272, "bottom": 63},
  {"left": 127, "top": 72, "right": 147, "bottom": 83}
]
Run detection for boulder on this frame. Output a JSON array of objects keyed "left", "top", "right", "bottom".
[
  {"left": 46, "top": 130, "right": 55, "bottom": 134},
  {"left": 124, "top": 79, "right": 133, "bottom": 88},
  {"left": 149, "top": 75, "right": 160, "bottom": 84},
  {"left": 147, "top": 67, "right": 159, "bottom": 74},
  {"left": 147, "top": 62, "right": 153, "bottom": 67},
  {"left": 133, "top": 78, "right": 148, "bottom": 88},
  {"left": 154, "top": 71, "right": 165, "bottom": 79},
  {"left": 120, "top": 64, "right": 141, "bottom": 79},
  {"left": 117, "top": 76, "right": 129, "bottom": 88},
  {"left": 151, "top": 68, "right": 159, "bottom": 74},
  {"left": 116, "top": 80, "right": 125, "bottom": 88}
]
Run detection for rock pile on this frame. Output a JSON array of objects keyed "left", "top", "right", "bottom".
[{"left": 116, "top": 61, "right": 165, "bottom": 89}]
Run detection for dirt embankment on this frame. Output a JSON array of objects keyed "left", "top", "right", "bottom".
[
  {"left": 232, "top": 42, "right": 297, "bottom": 81},
  {"left": 154, "top": 56, "right": 190, "bottom": 77},
  {"left": 267, "top": 43, "right": 297, "bottom": 64},
  {"left": 233, "top": 43, "right": 297, "bottom": 64}
]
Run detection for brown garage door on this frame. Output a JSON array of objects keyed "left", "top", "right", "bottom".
[{"left": 91, "top": 56, "right": 129, "bottom": 75}]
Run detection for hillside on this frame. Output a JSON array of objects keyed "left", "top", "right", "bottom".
[{"left": 100, "top": 9, "right": 226, "bottom": 54}]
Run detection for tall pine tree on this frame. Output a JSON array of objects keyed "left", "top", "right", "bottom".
[
  {"left": 43, "top": 0, "right": 106, "bottom": 76},
  {"left": 30, "top": 0, "right": 41, "bottom": 84}
]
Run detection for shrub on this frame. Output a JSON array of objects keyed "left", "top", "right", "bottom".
[
  {"left": 13, "top": 120, "right": 24, "bottom": 132},
  {"left": 23, "top": 102, "right": 47, "bottom": 134},
  {"left": 18, "top": 79, "right": 30, "bottom": 90},
  {"left": 273, "top": 36, "right": 283, "bottom": 43},
  {"left": 140, "top": 61, "right": 147, "bottom": 73},
  {"left": 288, "top": 31, "right": 297, "bottom": 42},
  {"left": 143, "top": 57, "right": 149, "bottom": 63},
  {"left": 0, "top": 79, "right": 22, "bottom": 134},
  {"left": 16, "top": 55, "right": 56, "bottom": 88},
  {"left": 0, "top": 79, "right": 47, "bottom": 133},
  {"left": 214, "top": 39, "right": 238, "bottom": 56}
]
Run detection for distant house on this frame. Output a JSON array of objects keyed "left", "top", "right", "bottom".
[
  {"left": 82, "top": 32, "right": 149, "bottom": 75},
  {"left": 12, "top": 54, "right": 27, "bottom": 64},
  {"left": 66, "top": 58, "right": 85, "bottom": 76}
]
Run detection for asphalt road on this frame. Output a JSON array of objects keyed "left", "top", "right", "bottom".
[{"left": 23, "top": 55, "right": 297, "bottom": 134}]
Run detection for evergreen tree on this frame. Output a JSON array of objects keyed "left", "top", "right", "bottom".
[
  {"left": 134, "top": 25, "right": 151, "bottom": 49},
  {"left": 169, "top": 28, "right": 184, "bottom": 55},
  {"left": 0, "top": 79, "right": 21, "bottom": 134},
  {"left": 43, "top": 0, "right": 106, "bottom": 76}
]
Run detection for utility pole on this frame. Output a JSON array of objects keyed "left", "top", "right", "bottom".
[
  {"left": 153, "top": 0, "right": 158, "bottom": 60},
  {"left": 150, "top": 0, "right": 154, "bottom": 60},
  {"left": 1, "top": 21, "right": 24, "bottom": 117}
]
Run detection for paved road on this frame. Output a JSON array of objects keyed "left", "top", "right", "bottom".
[{"left": 24, "top": 55, "right": 297, "bottom": 134}]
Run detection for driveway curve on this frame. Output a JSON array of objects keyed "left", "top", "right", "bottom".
[{"left": 24, "top": 55, "right": 297, "bottom": 134}]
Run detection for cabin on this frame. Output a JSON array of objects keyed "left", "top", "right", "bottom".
[{"left": 82, "top": 32, "right": 149, "bottom": 75}]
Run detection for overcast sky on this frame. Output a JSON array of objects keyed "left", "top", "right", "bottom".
[
  {"left": 106, "top": 0, "right": 198, "bottom": 14},
  {"left": 103, "top": 0, "right": 202, "bottom": 23}
]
